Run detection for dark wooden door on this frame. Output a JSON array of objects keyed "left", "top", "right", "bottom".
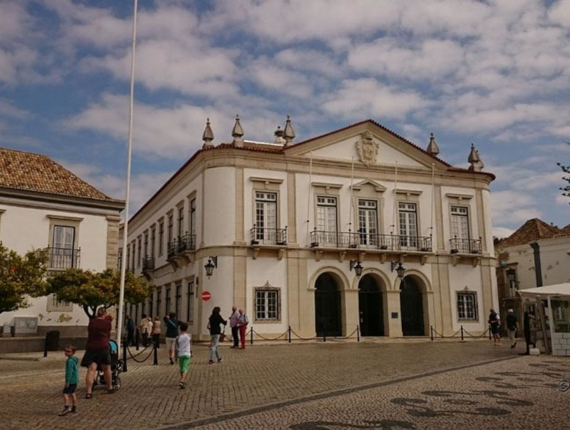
[
  {"left": 400, "top": 277, "right": 424, "bottom": 336},
  {"left": 359, "top": 275, "right": 384, "bottom": 336},
  {"left": 315, "top": 273, "right": 342, "bottom": 337}
]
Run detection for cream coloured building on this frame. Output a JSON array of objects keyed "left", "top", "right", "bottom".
[
  {"left": 0, "top": 147, "right": 124, "bottom": 337},
  {"left": 124, "top": 118, "right": 497, "bottom": 340}
]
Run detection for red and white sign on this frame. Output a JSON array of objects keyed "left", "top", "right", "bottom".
[{"left": 201, "top": 291, "right": 212, "bottom": 302}]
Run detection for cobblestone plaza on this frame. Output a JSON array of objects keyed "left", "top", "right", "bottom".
[{"left": 1, "top": 341, "right": 568, "bottom": 429}]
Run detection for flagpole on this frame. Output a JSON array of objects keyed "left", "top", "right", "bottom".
[
  {"left": 306, "top": 152, "right": 313, "bottom": 244},
  {"left": 349, "top": 156, "right": 354, "bottom": 234},
  {"left": 117, "top": 0, "right": 138, "bottom": 353}
]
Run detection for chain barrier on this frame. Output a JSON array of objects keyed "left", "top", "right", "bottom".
[
  {"left": 251, "top": 329, "right": 288, "bottom": 341},
  {"left": 290, "top": 330, "right": 316, "bottom": 341},
  {"left": 126, "top": 345, "right": 154, "bottom": 363},
  {"left": 463, "top": 328, "right": 490, "bottom": 339},
  {"left": 431, "top": 325, "right": 491, "bottom": 341},
  {"left": 332, "top": 327, "right": 359, "bottom": 340}
]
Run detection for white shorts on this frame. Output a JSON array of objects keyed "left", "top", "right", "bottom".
[{"left": 166, "top": 337, "right": 176, "bottom": 350}]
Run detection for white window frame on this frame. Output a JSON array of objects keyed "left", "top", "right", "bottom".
[
  {"left": 255, "top": 287, "right": 281, "bottom": 322},
  {"left": 457, "top": 292, "right": 479, "bottom": 321}
]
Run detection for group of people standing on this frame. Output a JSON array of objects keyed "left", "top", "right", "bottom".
[
  {"left": 488, "top": 307, "right": 536, "bottom": 354},
  {"left": 206, "top": 306, "right": 249, "bottom": 365}
]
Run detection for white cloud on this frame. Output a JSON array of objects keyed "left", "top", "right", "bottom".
[
  {"left": 493, "top": 227, "right": 515, "bottom": 239},
  {"left": 491, "top": 190, "right": 541, "bottom": 224},
  {"left": 247, "top": 58, "right": 314, "bottom": 99},
  {"left": 322, "top": 79, "right": 430, "bottom": 120},
  {"left": 556, "top": 194, "right": 569, "bottom": 206},
  {"left": 549, "top": 0, "right": 570, "bottom": 27}
]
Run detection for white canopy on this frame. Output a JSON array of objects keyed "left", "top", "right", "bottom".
[{"left": 517, "top": 283, "right": 570, "bottom": 299}]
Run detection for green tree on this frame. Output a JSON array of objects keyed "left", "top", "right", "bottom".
[
  {"left": 48, "top": 268, "right": 154, "bottom": 318},
  {"left": 0, "top": 243, "right": 49, "bottom": 315}
]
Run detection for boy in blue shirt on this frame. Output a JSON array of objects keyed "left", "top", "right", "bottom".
[{"left": 59, "top": 344, "right": 79, "bottom": 416}]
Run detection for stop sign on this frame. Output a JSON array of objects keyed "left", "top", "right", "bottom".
[{"left": 201, "top": 291, "right": 211, "bottom": 302}]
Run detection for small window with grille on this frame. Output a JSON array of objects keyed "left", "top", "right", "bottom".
[
  {"left": 457, "top": 292, "right": 478, "bottom": 321},
  {"left": 254, "top": 287, "right": 280, "bottom": 321}
]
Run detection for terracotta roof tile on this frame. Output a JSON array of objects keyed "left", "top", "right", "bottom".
[
  {"left": 555, "top": 223, "right": 570, "bottom": 238},
  {"left": 0, "top": 147, "right": 119, "bottom": 202},
  {"left": 496, "top": 218, "right": 560, "bottom": 249}
]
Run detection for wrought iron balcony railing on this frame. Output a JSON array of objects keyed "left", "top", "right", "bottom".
[
  {"left": 167, "top": 234, "right": 197, "bottom": 259},
  {"left": 450, "top": 237, "right": 482, "bottom": 254},
  {"left": 142, "top": 256, "right": 155, "bottom": 272},
  {"left": 309, "top": 230, "right": 432, "bottom": 252},
  {"left": 250, "top": 226, "right": 288, "bottom": 246},
  {"left": 48, "top": 247, "right": 80, "bottom": 270}
]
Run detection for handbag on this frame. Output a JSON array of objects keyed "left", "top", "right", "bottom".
[{"left": 219, "top": 331, "right": 225, "bottom": 342}]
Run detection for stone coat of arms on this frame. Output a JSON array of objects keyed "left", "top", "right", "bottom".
[{"left": 356, "top": 131, "right": 379, "bottom": 167}]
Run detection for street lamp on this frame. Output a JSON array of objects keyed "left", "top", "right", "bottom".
[
  {"left": 204, "top": 256, "right": 217, "bottom": 278},
  {"left": 349, "top": 260, "right": 364, "bottom": 277},
  {"left": 390, "top": 261, "right": 406, "bottom": 278}
]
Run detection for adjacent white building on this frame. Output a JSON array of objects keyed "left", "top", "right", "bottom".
[
  {"left": 124, "top": 118, "right": 498, "bottom": 340},
  {"left": 0, "top": 147, "right": 124, "bottom": 336}
]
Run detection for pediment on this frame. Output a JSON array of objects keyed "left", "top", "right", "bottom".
[
  {"left": 286, "top": 120, "right": 448, "bottom": 171},
  {"left": 351, "top": 179, "right": 386, "bottom": 193}
]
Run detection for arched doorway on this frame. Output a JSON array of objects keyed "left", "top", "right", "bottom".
[
  {"left": 400, "top": 276, "right": 425, "bottom": 336},
  {"left": 315, "top": 273, "right": 342, "bottom": 336},
  {"left": 358, "top": 274, "right": 384, "bottom": 336}
]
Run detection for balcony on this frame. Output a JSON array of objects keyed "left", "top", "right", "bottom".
[
  {"left": 449, "top": 237, "right": 482, "bottom": 254},
  {"left": 167, "top": 234, "right": 197, "bottom": 264},
  {"left": 309, "top": 230, "right": 432, "bottom": 252},
  {"left": 142, "top": 256, "right": 155, "bottom": 272},
  {"left": 47, "top": 247, "right": 80, "bottom": 270},
  {"left": 250, "top": 226, "right": 288, "bottom": 246}
]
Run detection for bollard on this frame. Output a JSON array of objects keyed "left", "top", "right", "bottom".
[
  {"left": 357, "top": 325, "right": 360, "bottom": 343},
  {"left": 488, "top": 325, "right": 492, "bottom": 340},
  {"left": 288, "top": 326, "right": 292, "bottom": 343},
  {"left": 153, "top": 343, "right": 158, "bottom": 365},
  {"left": 250, "top": 327, "right": 253, "bottom": 345},
  {"left": 323, "top": 330, "right": 326, "bottom": 343},
  {"left": 43, "top": 334, "right": 48, "bottom": 358},
  {"left": 461, "top": 325, "right": 464, "bottom": 342},
  {"left": 122, "top": 338, "right": 128, "bottom": 372},
  {"left": 135, "top": 328, "right": 140, "bottom": 351},
  {"left": 430, "top": 325, "right": 434, "bottom": 341}
]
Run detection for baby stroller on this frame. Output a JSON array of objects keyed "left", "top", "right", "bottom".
[{"left": 94, "top": 339, "right": 124, "bottom": 391}]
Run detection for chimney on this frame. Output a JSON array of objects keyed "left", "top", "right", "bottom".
[
  {"left": 283, "top": 115, "right": 295, "bottom": 147},
  {"left": 202, "top": 118, "right": 214, "bottom": 149},
  {"left": 232, "top": 115, "right": 244, "bottom": 148}
]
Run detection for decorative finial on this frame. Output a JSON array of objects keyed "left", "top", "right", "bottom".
[
  {"left": 283, "top": 115, "right": 295, "bottom": 147},
  {"left": 232, "top": 114, "right": 244, "bottom": 148},
  {"left": 202, "top": 118, "right": 214, "bottom": 149},
  {"left": 274, "top": 126, "right": 285, "bottom": 144},
  {"left": 426, "top": 132, "right": 440, "bottom": 156},
  {"left": 468, "top": 143, "right": 484, "bottom": 171}
]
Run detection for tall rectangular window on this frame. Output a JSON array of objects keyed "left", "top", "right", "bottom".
[
  {"left": 158, "top": 221, "right": 164, "bottom": 256},
  {"left": 187, "top": 281, "right": 194, "bottom": 322},
  {"left": 175, "top": 283, "right": 182, "bottom": 318},
  {"left": 255, "top": 289, "right": 280, "bottom": 320},
  {"left": 358, "top": 199, "right": 378, "bottom": 246},
  {"left": 451, "top": 206, "right": 470, "bottom": 252},
  {"left": 143, "top": 233, "right": 148, "bottom": 259},
  {"left": 399, "top": 202, "right": 418, "bottom": 248},
  {"left": 165, "top": 287, "right": 171, "bottom": 315},
  {"left": 156, "top": 288, "right": 162, "bottom": 318},
  {"left": 137, "top": 238, "right": 142, "bottom": 268},
  {"left": 178, "top": 206, "right": 184, "bottom": 238},
  {"left": 131, "top": 241, "right": 136, "bottom": 269},
  {"left": 255, "top": 192, "right": 277, "bottom": 241},
  {"left": 457, "top": 292, "right": 478, "bottom": 320},
  {"left": 317, "top": 196, "right": 338, "bottom": 245},
  {"left": 190, "top": 198, "right": 196, "bottom": 237},
  {"left": 150, "top": 228, "right": 156, "bottom": 259},
  {"left": 51, "top": 225, "right": 76, "bottom": 268},
  {"left": 167, "top": 214, "right": 174, "bottom": 244},
  {"left": 126, "top": 245, "right": 130, "bottom": 271}
]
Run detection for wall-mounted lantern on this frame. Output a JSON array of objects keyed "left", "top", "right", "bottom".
[
  {"left": 391, "top": 261, "right": 406, "bottom": 279},
  {"left": 349, "top": 260, "right": 364, "bottom": 277},
  {"left": 204, "top": 256, "right": 218, "bottom": 278}
]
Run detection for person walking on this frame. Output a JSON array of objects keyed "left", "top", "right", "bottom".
[
  {"left": 207, "top": 307, "right": 227, "bottom": 365},
  {"left": 175, "top": 322, "right": 192, "bottom": 389},
  {"left": 139, "top": 314, "right": 152, "bottom": 347},
  {"left": 488, "top": 308, "right": 501, "bottom": 346},
  {"left": 59, "top": 344, "right": 79, "bottom": 416},
  {"left": 229, "top": 306, "right": 240, "bottom": 348},
  {"left": 164, "top": 312, "right": 179, "bottom": 365},
  {"left": 152, "top": 315, "right": 162, "bottom": 349},
  {"left": 522, "top": 308, "right": 536, "bottom": 355},
  {"left": 238, "top": 309, "right": 249, "bottom": 349},
  {"left": 81, "top": 307, "right": 114, "bottom": 398},
  {"left": 506, "top": 309, "right": 519, "bottom": 349},
  {"left": 125, "top": 315, "right": 135, "bottom": 346}
]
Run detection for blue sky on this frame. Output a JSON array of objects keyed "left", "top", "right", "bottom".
[{"left": 1, "top": 0, "right": 569, "bottom": 237}]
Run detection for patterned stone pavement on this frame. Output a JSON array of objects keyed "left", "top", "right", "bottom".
[{"left": 0, "top": 340, "right": 567, "bottom": 429}]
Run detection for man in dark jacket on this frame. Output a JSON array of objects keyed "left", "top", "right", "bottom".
[{"left": 164, "top": 312, "right": 179, "bottom": 365}]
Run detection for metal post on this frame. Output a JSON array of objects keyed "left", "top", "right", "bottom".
[
  {"left": 430, "top": 325, "right": 434, "bottom": 341},
  {"left": 135, "top": 328, "right": 140, "bottom": 350},
  {"left": 288, "top": 326, "right": 292, "bottom": 343},
  {"left": 461, "top": 325, "right": 464, "bottom": 342},
  {"left": 153, "top": 343, "right": 158, "bottom": 365},
  {"left": 250, "top": 326, "right": 254, "bottom": 345},
  {"left": 488, "top": 325, "right": 492, "bottom": 340},
  {"left": 43, "top": 334, "right": 48, "bottom": 358},
  {"left": 357, "top": 325, "right": 360, "bottom": 342},
  {"left": 122, "top": 338, "right": 128, "bottom": 372}
]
